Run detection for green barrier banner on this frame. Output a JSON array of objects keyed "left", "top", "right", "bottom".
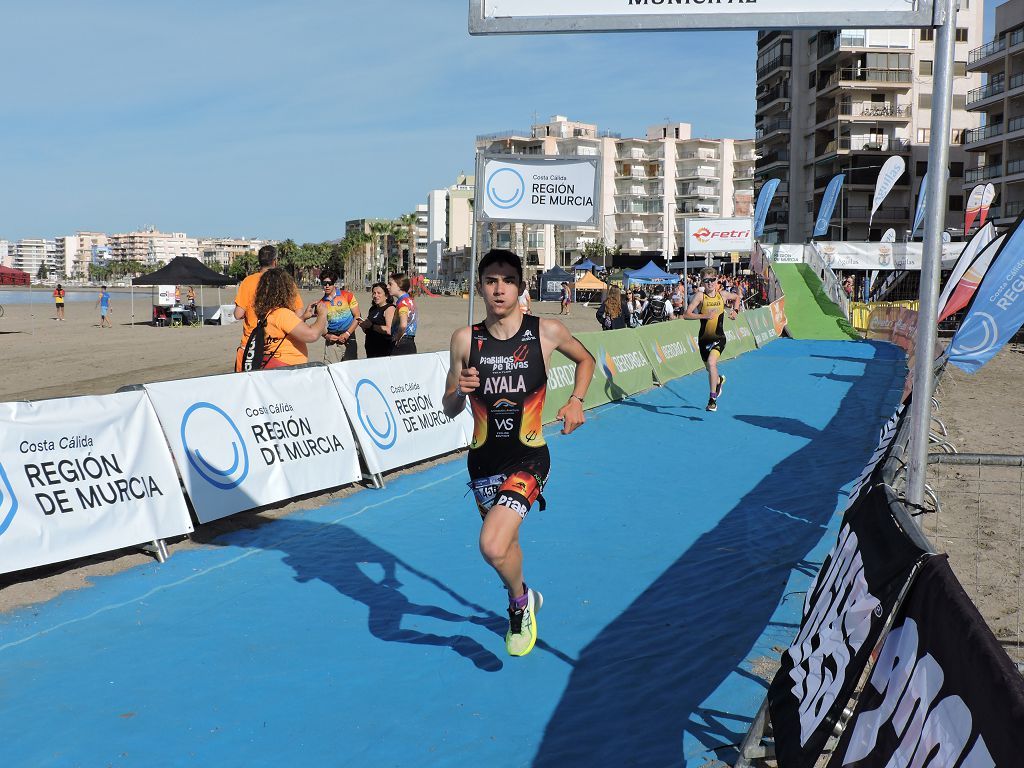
[
  {"left": 721, "top": 315, "right": 757, "bottom": 360},
  {"left": 541, "top": 329, "right": 654, "bottom": 424},
  {"left": 635, "top": 320, "right": 704, "bottom": 384},
  {"left": 743, "top": 306, "right": 779, "bottom": 348}
]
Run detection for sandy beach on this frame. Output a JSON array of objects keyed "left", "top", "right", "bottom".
[{"left": 0, "top": 287, "right": 597, "bottom": 402}]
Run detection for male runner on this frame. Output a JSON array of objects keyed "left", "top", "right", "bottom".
[
  {"left": 683, "top": 267, "right": 741, "bottom": 412},
  {"left": 442, "top": 249, "right": 595, "bottom": 657}
]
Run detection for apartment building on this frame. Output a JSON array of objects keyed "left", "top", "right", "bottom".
[
  {"left": 755, "top": 9, "right": 983, "bottom": 244},
  {"left": 426, "top": 173, "right": 475, "bottom": 282},
  {"left": 55, "top": 232, "right": 109, "bottom": 278},
  {"left": 108, "top": 228, "right": 200, "bottom": 265},
  {"left": 412, "top": 204, "right": 428, "bottom": 275},
  {"left": 963, "top": 0, "right": 1024, "bottom": 224},
  {"left": 475, "top": 115, "right": 755, "bottom": 273},
  {"left": 0, "top": 240, "right": 10, "bottom": 268},
  {"left": 197, "top": 237, "right": 272, "bottom": 269},
  {"left": 10, "top": 239, "right": 58, "bottom": 278}
]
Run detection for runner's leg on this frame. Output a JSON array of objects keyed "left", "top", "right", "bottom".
[{"left": 479, "top": 504, "right": 525, "bottom": 599}]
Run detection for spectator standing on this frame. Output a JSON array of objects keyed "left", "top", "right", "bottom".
[
  {"left": 518, "top": 285, "right": 532, "bottom": 315},
  {"left": 53, "top": 284, "right": 66, "bottom": 321},
  {"left": 644, "top": 286, "right": 673, "bottom": 324},
  {"left": 252, "top": 268, "right": 327, "bottom": 368},
  {"left": 233, "top": 245, "right": 308, "bottom": 372},
  {"left": 95, "top": 285, "right": 112, "bottom": 328},
  {"left": 596, "top": 286, "right": 629, "bottom": 330},
  {"left": 388, "top": 272, "right": 418, "bottom": 356},
  {"left": 670, "top": 280, "right": 685, "bottom": 318},
  {"left": 319, "top": 270, "right": 361, "bottom": 362},
  {"left": 360, "top": 282, "right": 395, "bottom": 358}
]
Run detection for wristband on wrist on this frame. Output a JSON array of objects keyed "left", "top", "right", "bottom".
[
  {"left": 569, "top": 394, "right": 585, "bottom": 404},
  {"left": 455, "top": 386, "right": 466, "bottom": 398}
]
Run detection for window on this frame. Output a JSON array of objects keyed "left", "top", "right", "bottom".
[
  {"left": 921, "top": 29, "right": 934, "bottom": 41},
  {"left": 871, "top": 93, "right": 886, "bottom": 103},
  {"left": 953, "top": 94, "right": 966, "bottom": 110},
  {"left": 919, "top": 93, "right": 933, "bottom": 109},
  {"left": 954, "top": 61, "right": 967, "bottom": 77},
  {"left": 956, "top": 28, "right": 969, "bottom": 43},
  {"left": 951, "top": 130, "right": 965, "bottom": 146},
  {"left": 918, "top": 129, "right": 931, "bottom": 144},
  {"left": 949, "top": 195, "right": 964, "bottom": 211},
  {"left": 920, "top": 60, "right": 933, "bottom": 75},
  {"left": 950, "top": 161, "right": 964, "bottom": 177},
  {"left": 809, "top": 71, "right": 817, "bottom": 89}
]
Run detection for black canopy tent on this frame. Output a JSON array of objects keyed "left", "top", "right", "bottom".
[{"left": 131, "top": 257, "right": 236, "bottom": 327}]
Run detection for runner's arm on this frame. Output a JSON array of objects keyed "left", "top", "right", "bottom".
[
  {"left": 726, "top": 291, "right": 742, "bottom": 317},
  {"left": 442, "top": 326, "right": 477, "bottom": 418},
  {"left": 682, "top": 294, "right": 706, "bottom": 320},
  {"left": 543, "top": 320, "right": 595, "bottom": 435}
]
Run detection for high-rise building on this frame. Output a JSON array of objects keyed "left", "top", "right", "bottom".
[
  {"left": 475, "top": 115, "right": 754, "bottom": 274},
  {"left": 55, "top": 232, "right": 108, "bottom": 278},
  {"left": 963, "top": 0, "right": 1024, "bottom": 225},
  {"left": 10, "top": 239, "right": 58, "bottom": 278},
  {"left": 0, "top": 240, "right": 10, "bottom": 268},
  {"left": 108, "top": 227, "right": 199, "bottom": 265},
  {"left": 755, "top": 12, "right": 983, "bottom": 244},
  {"left": 412, "top": 204, "right": 429, "bottom": 276},
  {"left": 426, "top": 173, "right": 475, "bottom": 282},
  {"left": 197, "top": 238, "right": 273, "bottom": 269}
]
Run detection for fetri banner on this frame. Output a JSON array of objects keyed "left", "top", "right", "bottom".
[
  {"left": 480, "top": 155, "right": 599, "bottom": 226},
  {"left": 685, "top": 217, "right": 753, "bottom": 254},
  {"left": 145, "top": 368, "right": 362, "bottom": 523},
  {"left": 330, "top": 353, "right": 472, "bottom": 475},
  {"left": 0, "top": 391, "right": 193, "bottom": 575}
]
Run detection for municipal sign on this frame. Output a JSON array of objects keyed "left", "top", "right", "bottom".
[
  {"left": 479, "top": 155, "right": 600, "bottom": 226},
  {"left": 469, "top": 0, "right": 936, "bottom": 34}
]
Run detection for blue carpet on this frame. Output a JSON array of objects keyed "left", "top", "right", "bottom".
[{"left": 0, "top": 339, "right": 906, "bottom": 767}]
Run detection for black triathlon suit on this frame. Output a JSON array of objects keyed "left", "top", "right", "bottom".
[
  {"left": 698, "top": 291, "right": 728, "bottom": 363},
  {"left": 467, "top": 313, "right": 549, "bottom": 519}
]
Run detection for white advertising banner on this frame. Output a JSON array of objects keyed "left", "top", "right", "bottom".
[
  {"left": 762, "top": 243, "right": 805, "bottom": 263},
  {"left": 157, "top": 286, "right": 176, "bottom": 307},
  {"left": 0, "top": 391, "right": 193, "bottom": 575},
  {"left": 470, "top": 0, "right": 933, "bottom": 33},
  {"left": 686, "top": 218, "right": 753, "bottom": 254},
  {"left": 145, "top": 368, "right": 361, "bottom": 523},
  {"left": 480, "top": 155, "right": 599, "bottom": 226},
  {"left": 815, "top": 241, "right": 965, "bottom": 270},
  {"left": 329, "top": 353, "right": 473, "bottom": 475}
]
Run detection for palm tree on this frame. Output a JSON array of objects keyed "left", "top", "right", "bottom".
[{"left": 397, "top": 213, "right": 417, "bottom": 273}]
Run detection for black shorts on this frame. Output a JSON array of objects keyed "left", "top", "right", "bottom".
[
  {"left": 55, "top": 302, "right": 63, "bottom": 310},
  {"left": 467, "top": 449, "right": 550, "bottom": 520},
  {"left": 700, "top": 338, "right": 726, "bottom": 363}
]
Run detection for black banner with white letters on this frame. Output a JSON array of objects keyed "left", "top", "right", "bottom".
[
  {"left": 768, "top": 478, "right": 927, "bottom": 768},
  {"left": 828, "top": 555, "right": 1024, "bottom": 767}
]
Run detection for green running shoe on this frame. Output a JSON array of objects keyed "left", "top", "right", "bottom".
[{"left": 506, "top": 588, "right": 543, "bottom": 657}]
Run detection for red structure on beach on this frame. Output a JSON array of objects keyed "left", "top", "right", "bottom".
[{"left": 0, "top": 266, "right": 30, "bottom": 286}]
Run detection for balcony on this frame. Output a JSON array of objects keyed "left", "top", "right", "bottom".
[
  {"left": 1007, "top": 158, "right": 1024, "bottom": 176},
  {"left": 964, "top": 123, "right": 1005, "bottom": 145},
  {"left": 677, "top": 185, "right": 719, "bottom": 197},
  {"left": 965, "top": 165, "right": 1004, "bottom": 182},
  {"left": 758, "top": 149, "right": 790, "bottom": 166},
  {"left": 756, "top": 83, "right": 790, "bottom": 110},
  {"left": 678, "top": 151, "right": 720, "bottom": 161},
  {"left": 968, "top": 36, "right": 1007, "bottom": 66},
  {"left": 763, "top": 210, "right": 789, "bottom": 226},
  {"left": 615, "top": 169, "right": 654, "bottom": 180},
  {"left": 757, "top": 55, "right": 792, "bottom": 80},
  {"left": 967, "top": 78, "right": 1006, "bottom": 107},
  {"left": 820, "top": 68, "right": 912, "bottom": 92},
  {"left": 617, "top": 203, "right": 663, "bottom": 215},
  {"left": 753, "top": 118, "right": 790, "bottom": 140},
  {"left": 844, "top": 206, "right": 910, "bottom": 220},
  {"left": 677, "top": 166, "right": 720, "bottom": 180},
  {"left": 1004, "top": 200, "right": 1024, "bottom": 218},
  {"left": 678, "top": 205, "right": 719, "bottom": 216}
]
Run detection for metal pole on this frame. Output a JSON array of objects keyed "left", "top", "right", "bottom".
[
  {"left": 467, "top": 150, "right": 482, "bottom": 326},
  {"left": 908, "top": 0, "right": 958, "bottom": 505}
]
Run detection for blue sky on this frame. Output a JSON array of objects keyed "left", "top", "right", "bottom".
[{"left": 1, "top": 1, "right": 996, "bottom": 242}]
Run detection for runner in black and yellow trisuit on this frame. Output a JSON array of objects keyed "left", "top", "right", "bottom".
[
  {"left": 683, "top": 267, "right": 742, "bottom": 412},
  {"left": 442, "top": 250, "right": 595, "bottom": 657}
]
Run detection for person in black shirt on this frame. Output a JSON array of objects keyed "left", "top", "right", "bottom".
[
  {"left": 359, "top": 283, "right": 395, "bottom": 358},
  {"left": 442, "top": 250, "right": 595, "bottom": 657}
]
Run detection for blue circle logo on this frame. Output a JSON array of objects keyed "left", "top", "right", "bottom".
[
  {"left": 486, "top": 168, "right": 525, "bottom": 210},
  {"left": 355, "top": 379, "right": 398, "bottom": 450},
  {"left": 180, "top": 402, "right": 250, "bottom": 490},
  {"left": 0, "top": 462, "right": 19, "bottom": 538}
]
